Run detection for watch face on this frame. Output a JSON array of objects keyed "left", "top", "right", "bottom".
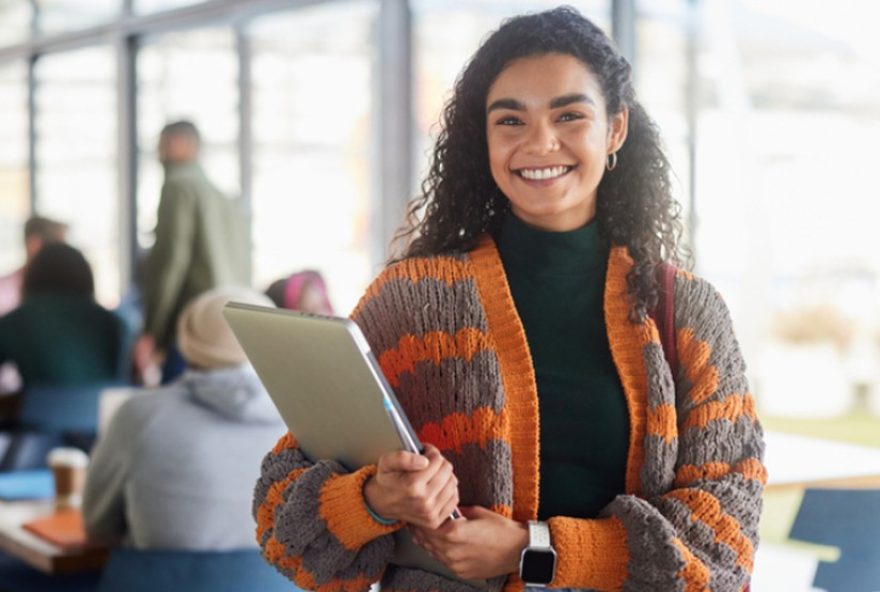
[{"left": 521, "top": 549, "right": 556, "bottom": 585}]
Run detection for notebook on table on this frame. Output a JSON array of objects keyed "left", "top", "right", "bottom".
[{"left": 22, "top": 509, "right": 89, "bottom": 550}]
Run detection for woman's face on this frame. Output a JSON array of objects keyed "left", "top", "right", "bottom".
[{"left": 485, "top": 52, "right": 628, "bottom": 232}]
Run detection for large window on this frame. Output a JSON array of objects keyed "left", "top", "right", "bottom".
[
  {"left": 0, "top": 62, "right": 29, "bottom": 272},
  {"left": 249, "top": 1, "right": 378, "bottom": 313},
  {"left": 34, "top": 46, "right": 119, "bottom": 305},
  {"left": 694, "top": 1, "right": 880, "bottom": 588},
  {"left": 136, "top": 28, "right": 239, "bottom": 250}
]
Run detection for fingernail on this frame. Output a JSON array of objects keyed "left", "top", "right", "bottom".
[{"left": 415, "top": 456, "right": 429, "bottom": 468}]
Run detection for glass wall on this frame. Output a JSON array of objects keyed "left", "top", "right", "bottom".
[
  {"left": 694, "top": 2, "right": 880, "bottom": 588},
  {"left": 0, "top": 62, "right": 30, "bottom": 272},
  {"left": 249, "top": 1, "right": 378, "bottom": 312},
  {"left": 136, "top": 27, "right": 240, "bottom": 251},
  {"left": 33, "top": 46, "right": 119, "bottom": 306}
]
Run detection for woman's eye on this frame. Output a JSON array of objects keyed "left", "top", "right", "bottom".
[
  {"left": 558, "top": 112, "right": 585, "bottom": 122},
  {"left": 496, "top": 116, "right": 522, "bottom": 126}
]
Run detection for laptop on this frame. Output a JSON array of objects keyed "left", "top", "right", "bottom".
[{"left": 222, "top": 303, "right": 485, "bottom": 587}]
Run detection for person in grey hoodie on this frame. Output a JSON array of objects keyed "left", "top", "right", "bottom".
[{"left": 83, "top": 287, "right": 284, "bottom": 550}]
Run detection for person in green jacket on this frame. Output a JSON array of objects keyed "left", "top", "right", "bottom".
[{"left": 134, "top": 121, "right": 250, "bottom": 384}]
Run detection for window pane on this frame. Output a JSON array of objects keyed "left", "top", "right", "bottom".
[
  {"left": 695, "top": 0, "right": 880, "bottom": 417},
  {"left": 137, "top": 28, "right": 239, "bottom": 250},
  {"left": 133, "top": 0, "right": 201, "bottom": 13},
  {"left": 34, "top": 46, "right": 119, "bottom": 305},
  {"left": 413, "top": 0, "right": 611, "bottom": 191},
  {"left": 35, "top": 0, "right": 121, "bottom": 34},
  {"left": 0, "top": 62, "right": 30, "bottom": 272},
  {"left": 0, "top": 1, "right": 33, "bottom": 46},
  {"left": 636, "top": 1, "right": 692, "bottom": 233},
  {"left": 249, "top": 0, "right": 378, "bottom": 313}
]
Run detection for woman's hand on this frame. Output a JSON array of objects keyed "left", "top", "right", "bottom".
[
  {"left": 363, "top": 443, "right": 459, "bottom": 529},
  {"left": 410, "top": 506, "right": 529, "bottom": 580}
]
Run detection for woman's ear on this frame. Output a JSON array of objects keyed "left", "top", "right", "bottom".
[{"left": 607, "top": 106, "right": 629, "bottom": 153}]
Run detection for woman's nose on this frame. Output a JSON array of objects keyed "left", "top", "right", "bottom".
[{"left": 523, "top": 122, "right": 559, "bottom": 155}]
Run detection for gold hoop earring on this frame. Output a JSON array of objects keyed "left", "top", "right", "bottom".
[{"left": 606, "top": 152, "right": 618, "bottom": 171}]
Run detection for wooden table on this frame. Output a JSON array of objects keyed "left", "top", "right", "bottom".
[
  {"left": 0, "top": 500, "right": 107, "bottom": 574},
  {"left": 764, "top": 430, "right": 880, "bottom": 491}
]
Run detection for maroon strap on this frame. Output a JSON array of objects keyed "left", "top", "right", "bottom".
[{"left": 653, "top": 262, "right": 678, "bottom": 373}]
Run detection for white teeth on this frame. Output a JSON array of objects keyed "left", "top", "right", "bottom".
[{"left": 519, "top": 166, "right": 570, "bottom": 180}]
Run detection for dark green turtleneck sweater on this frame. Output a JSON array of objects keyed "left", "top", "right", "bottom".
[{"left": 496, "top": 214, "right": 629, "bottom": 520}]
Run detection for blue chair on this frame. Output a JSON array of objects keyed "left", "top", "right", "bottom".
[
  {"left": 95, "top": 549, "right": 296, "bottom": 592},
  {"left": 19, "top": 383, "right": 122, "bottom": 434},
  {"left": 789, "top": 488, "right": 880, "bottom": 591}
]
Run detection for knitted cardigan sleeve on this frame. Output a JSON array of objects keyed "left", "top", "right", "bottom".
[
  {"left": 546, "top": 274, "right": 766, "bottom": 592},
  {"left": 252, "top": 433, "right": 403, "bottom": 590},
  {"left": 252, "top": 272, "right": 410, "bottom": 590}
]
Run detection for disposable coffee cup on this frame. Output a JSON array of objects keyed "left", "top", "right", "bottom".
[{"left": 46, "top": 447, "right": 89, "bottom": 510}]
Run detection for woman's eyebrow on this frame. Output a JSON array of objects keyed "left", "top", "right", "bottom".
[
  {"left": 549, "top": 93, "right": 594, "bottom": 108},
  {"left": 486, "top": 98, "right": 525, "bottom": 113},
  {"left": 487, "top": 93, "right": 595, "bottom": 114}
]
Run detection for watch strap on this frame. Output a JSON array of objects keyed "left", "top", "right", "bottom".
[{"left": 527, "top": 520, "right": 551, "bottom": 550}]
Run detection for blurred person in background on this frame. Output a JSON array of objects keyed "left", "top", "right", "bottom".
[
  {"left": 254, "top": 7, "right": 764, "bottom": 592},
  {"left": 84, "top": 287, "right": 283, "bottom": 550},
  {"left": 135, "top": 120, "right": 250, "bottom": 386},
  {"left": 264, "top": 269, "right": 334, "bottom": 314},
  {"left": 0, "top": 215, "right": 68, "bottom": 316},
  {"left": 0, "top": 243, "right": 129, "bottom": 416},
  {"left": 0, "top": 215, "right": 67, "bottom": 398}
]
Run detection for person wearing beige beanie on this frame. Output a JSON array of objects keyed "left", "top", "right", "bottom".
[
  {"left": 83, "top": 287, "right": 285, "bottom": 551},
  {"left": 177, "top": 287, "right": 271, "bottom": 370}
]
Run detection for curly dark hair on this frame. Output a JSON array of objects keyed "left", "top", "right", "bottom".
[{"left": 394, "top": 6, "right": 690, "bottom": 320}]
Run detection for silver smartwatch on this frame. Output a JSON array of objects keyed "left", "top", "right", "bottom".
[{"left": 519, "top": 520, "right": 557, "bottom": 587}]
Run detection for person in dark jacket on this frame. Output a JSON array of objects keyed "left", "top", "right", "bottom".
[{"left": 0, "top": 243, "right": 128, "bottom": 389}]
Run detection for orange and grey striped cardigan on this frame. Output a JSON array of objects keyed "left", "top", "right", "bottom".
[{"left": 254, "top": 236, "right": 766, "bottom": 592}]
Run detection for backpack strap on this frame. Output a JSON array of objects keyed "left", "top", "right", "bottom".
[{"left": 652, "top": 262, "right": 678, "bottom": 374}]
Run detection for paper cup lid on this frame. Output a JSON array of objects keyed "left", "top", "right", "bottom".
[{"left": 47, "top": 447, "right": 89, "bottom": 468}]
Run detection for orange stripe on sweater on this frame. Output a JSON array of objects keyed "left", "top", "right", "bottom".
[
  {"left": 605, "top": 247, "right": 660, "bottom": 494},
  {"left": 671, "top": 537, "right": 711, "bottom": 592},
  {"left": 647, "top": 403, "right": 677, "bottom": 444},
  {"left": 272, "top": 432, "right": 299, "bottom": 455},
  {"left": 735, "top": 458, "right": 768, "bottom": 485},
  {"left": 378, "top": 328, "right": 492, "bottom": 388},
  {"left": 470, "top": 236, "right": 540, "bottom": 523},
  {"left": 677, "top": 328, "right": 719, "bottom": 406},
  {"left": 318, "top": 466, "right": 400, "bottom": 552},
  {"left": 418, "top": 407, "right": 506, "bottom": 453},
  {"left": 263, "top": 539, "right": 374, "bottom": 592},
  {"left": 255, "top": 467, "right": 307, "bottom": 542},
  {"left": 351, "top": 257, "right": 473, "bottom": 318},
  {"left": 665, "top": 489, "right": 755, "bottom": 571},
  {"left": 682, "top": 393, "right": 756, "bottom": 431},
  {"left": 675, "top": 458, "right": 768, "bottom": 487},
  {"left": 262, "top": 538, "right": 317, "bottom": 589}
]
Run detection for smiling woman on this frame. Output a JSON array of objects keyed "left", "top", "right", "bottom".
[
  {"left": 485, "top": 53, "right": 628, "bottom": 232},
  {"left": 254, "top": 7, "right": 765, "bottom": 592}
]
